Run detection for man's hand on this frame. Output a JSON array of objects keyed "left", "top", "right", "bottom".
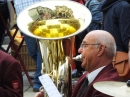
[{"left": 34, "top": 90, "right": 44, "bottom": 97}]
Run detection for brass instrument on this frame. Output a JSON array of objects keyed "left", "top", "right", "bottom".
[
  {"left": 38, "top": 39, "right": 72, "bottom": 97},
  {"left": 17, "top": 1, "right": 92, "bottom": 97}
]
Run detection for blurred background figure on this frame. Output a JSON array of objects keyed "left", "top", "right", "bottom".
[
  {"left": 85, "top": 0, "right": 102, "bottom": 32},
  {"left": 13, "top": 0, "right": 43, "bottom": 92},
  {"left": 72, "top": 0, "right": 87, "bottom": 78},
  {"left": 73, "top": 0, "right": 102, "bottom": 78},
  {"left": 0, "top": 0, "right": 9, "bottom": 51},
  {"left": 99, "top": 0, "right": 130, "bottom": 80},
  {"left": 0, "top": 50, "right": 23, "bottom": 97}
]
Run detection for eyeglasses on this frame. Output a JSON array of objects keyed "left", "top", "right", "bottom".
[{"left": 80, "top": 43, "right": 101, "bottom": 49}]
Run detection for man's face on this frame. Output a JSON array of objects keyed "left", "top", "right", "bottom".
[{"left": 78, "top": 36, "right": 99, "bottom": 72}]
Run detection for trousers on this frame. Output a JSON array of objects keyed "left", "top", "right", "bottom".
[{"left": 23, "top": 33, "right": 42, "bottom": 88}]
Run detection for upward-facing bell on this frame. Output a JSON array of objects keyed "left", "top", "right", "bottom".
[{"left": 17, "top": 0, "right": 92, "bottom": 40}]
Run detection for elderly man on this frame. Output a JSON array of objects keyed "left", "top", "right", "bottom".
[{"left": 34, "top": 30, "right": 122, "bottom": 97}]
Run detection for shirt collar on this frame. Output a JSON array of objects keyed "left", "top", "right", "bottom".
[{"left": 87, "top": 66, "right": 105, "bottom": 85}]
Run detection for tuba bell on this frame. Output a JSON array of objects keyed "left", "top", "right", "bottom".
[{"left": 17, "top": 1, "right": 92, "bottom": 97}]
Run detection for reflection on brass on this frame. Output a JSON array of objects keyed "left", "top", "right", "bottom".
[
  {"left": 28, "top": 5, "right": 74, "bottom": 21},
  {"left": 39, "top": 39, "right": 70, "bottom": 97},
  {"left": 28, "top": 19, "right": 80, "bottom": 38},
  {"left": 28, "top": 5, "right": 80, "bottom": 38}
]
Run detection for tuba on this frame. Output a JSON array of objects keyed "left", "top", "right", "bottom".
[{"left": 17, "top": 1, "right": 92, "bottom": 97}]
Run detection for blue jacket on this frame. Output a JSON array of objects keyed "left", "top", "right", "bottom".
[
  {"left": 85, "top": 0, "right": 102, "bottom": 32},
  {"left": 99, "top": 0, "right": 130, "bottom": 52}
]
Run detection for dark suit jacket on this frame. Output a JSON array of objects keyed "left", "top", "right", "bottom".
[
  {"left": 72, "top": 63, "right": 122, "bottom": 97},
  {"left": 0, "top": 50, "right": 23, "bottom": 97}
]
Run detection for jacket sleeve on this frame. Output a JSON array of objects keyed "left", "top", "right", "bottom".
[
  {"left": 0, "top": 60, "right": 23, "bottom": 97},
  {"left": 118, "top": 3, "right": 130, "bottom": 51}
]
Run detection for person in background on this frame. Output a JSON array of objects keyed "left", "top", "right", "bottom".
[
  {"left": 34, "top": 30, "right": 122, "bottom": 97},
  {"left": 71, "top": 0, "right": 87, "bottom": 78},
  {"left": 0, "top": 0, "right": 9, "bottom": 51},
  {"left": 73, "top": 0, "right": 102, "bottom": 78},
  {"left": 85, "top": 0, "right": 102, "bottom": 32},
  {"left": 98, "top": 0, "right": 130, "bottom": 80},
  {"left": 13, "top": 0, "right": 43, "bottom": 92},
  {"left": 0, "top": 18, "right": 6, "bottom": 51},
  {"left": 0, "top": 50, "right": 23, "bottom": 97}
]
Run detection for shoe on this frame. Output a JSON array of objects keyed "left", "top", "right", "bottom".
[
  {"left": 29, "top": 73, "right": 35, "bottom": 79},
  {"left": 33, "top": 88, "right": 39, "bottom": 92},
  {"left": 72, "top": 70, "right": 83, "bottom": 78},
  {"left": 33, "top": 84, "right": 41, "bottom": 92}
]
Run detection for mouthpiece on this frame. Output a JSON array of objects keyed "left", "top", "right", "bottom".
[{"left": 73, "top": 54, "right": 82, "bottom": 61}]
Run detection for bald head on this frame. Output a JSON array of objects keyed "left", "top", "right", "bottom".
[{"left": 85, "top": 30, "right": 116, "bottom": 59}]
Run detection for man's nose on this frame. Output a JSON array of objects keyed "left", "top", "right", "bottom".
[{"left": 78, "top": 47, "right": 82, "bottom": 53}]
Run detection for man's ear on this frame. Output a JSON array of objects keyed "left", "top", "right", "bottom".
[{"left": 97, "top": 44, "right": 105, "bottom": 56}]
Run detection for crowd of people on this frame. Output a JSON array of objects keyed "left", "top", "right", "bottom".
[
  {"left": 73, "top": 0, "right": 102, "bottom": 78},
  {"left": 0, "top": 0, "right": 130, "bottom": 97}
]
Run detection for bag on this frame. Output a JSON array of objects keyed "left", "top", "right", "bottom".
[
  {"left": 113, "top": 51, "right": 130, "bottom": 80},
  {"left": 0, "top": 0, "right": 9, "bottom": 20}
]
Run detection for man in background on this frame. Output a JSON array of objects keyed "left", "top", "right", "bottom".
[
  {"left": 99, "top": 0, "right": 130, "bottom": 80},
  {"left": 73, "top": 0, "right": 102, "bottom": 78},
  {"left": 14, "top": 0, "right": 43, "bottom": 92}
]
